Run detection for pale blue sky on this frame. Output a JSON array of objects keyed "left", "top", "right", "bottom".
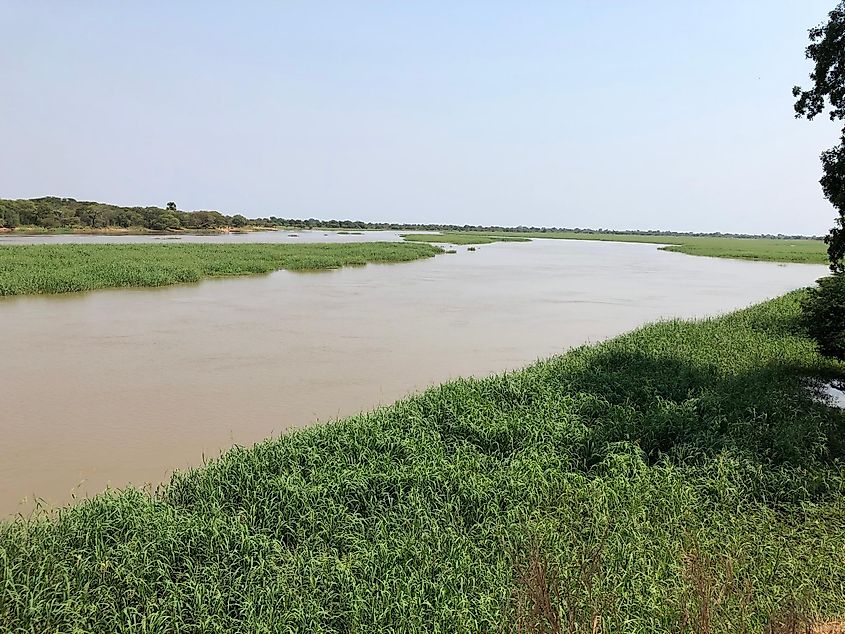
[{"left": 0, "top": 1, "right": 840, "bottom": 234}]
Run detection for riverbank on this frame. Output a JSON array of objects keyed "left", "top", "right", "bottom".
[
  {"left": 401, "top": 232, "right": 532, "bottom": 245},
  {"left": 2, "top": 291, "right": 843, "bottom": 631},
  {"left": 0, "top": 242, "right": 442, "bottom": 296},
  {"left": 2, "top": 222, "right": 827, "bottom": 266},
  {"left": 401, "top": 231, "right": 829, "bottom": 264}
]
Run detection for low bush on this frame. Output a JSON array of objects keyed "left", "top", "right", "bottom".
[{"left": 802, "top": 273, "right": 845, "bottom": 360}]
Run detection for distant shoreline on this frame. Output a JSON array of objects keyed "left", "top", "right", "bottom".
[
  {"left": 0, "top": 197, "right": 826, "bottom": 240},
  {"left": 399, "top": 231, "right": 830, "bottom": 265},
  {"left": 0, "top": 225, "right": 282, "bottom": 237}
]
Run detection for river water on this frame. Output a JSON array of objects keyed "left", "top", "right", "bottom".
[{"left": 0, "top": 236, "right": 827, "bottom": 516}]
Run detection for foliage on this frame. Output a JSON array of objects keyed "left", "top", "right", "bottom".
[
  {"left": 0, "top": 242, "right": 442, "bottom": 296},
  {"left": 794, "top": 1, "right": 845, "bottom": 271},
  {"left": 1, "top": 293, "right": 844, "bottom": 632},
  {"left": 802, "top": 273, "right": 845, "bottom": 360},
  {"left": 0, "top": 197, "right": 827, "bottom": 244},
  {"left": 0, "top": 206, "right": 19, "bottom": 229},
  {"left": 0, "top": 197, "right": 234, "bottom": 232},
  {"left": 149, "top": 213, "right": 181, "bottom": 231}
]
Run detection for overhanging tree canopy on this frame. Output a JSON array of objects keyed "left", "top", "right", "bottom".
[{"left": 794, "top": 1, "right": 845, "bottom": 272}]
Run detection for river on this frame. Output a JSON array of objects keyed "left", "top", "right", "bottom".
[{"left": 0, "top": 236, "right": 827, "bottom": 516}]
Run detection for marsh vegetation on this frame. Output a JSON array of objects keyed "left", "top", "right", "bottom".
[
  {"left": 0, "top": 242, "right": 442, "bottom": 296},
  {"left": 0, "top": 237, "right": 822, "bottom": 520},
  {"left": 1, "top": 292, "right": 843, "bottom": 632},
  {"left": 401, "top": 232, "right": 829, "bottom": 264}
]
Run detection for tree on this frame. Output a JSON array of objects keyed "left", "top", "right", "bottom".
[
  {"left": 150, "top": 213, "right": 181, "bottom": 231},
  {"left": 231, "top": 214, "right": 248, "bottom": 227},
  {"left": 0, "top": 203, "right": 20, "bottom": 229},
  {"left": 794, "top": 2, "right": 845, "bottom": 272},
  {"left": 802, "top": 274, "right": 845, "bottom": 360},
  {"left": 166, "top": 202, "right": 177, "bottom": 212}
]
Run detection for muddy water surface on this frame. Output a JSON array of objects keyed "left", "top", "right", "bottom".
[{"left": 0, "top": 239, "right": 827, "bottom": 516}]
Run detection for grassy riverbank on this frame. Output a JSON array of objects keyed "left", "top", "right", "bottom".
[
  {"left": 401, "top": 232, "right": 531, "bottom": 245},
  {"left": 401, "top": 231, "right": 828, "bottom": 264},
  {"left": 0, "top": 242, "right": 442, "bottom": 297},
  {"left": 2, "top": 292, "right": 843, "bottom": 632}
]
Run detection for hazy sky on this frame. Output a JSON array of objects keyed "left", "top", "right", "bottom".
[{"left": 1, "top": 2, "right": 841, "bottom": 234}]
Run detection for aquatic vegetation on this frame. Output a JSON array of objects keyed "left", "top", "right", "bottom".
[
  {"left": 655, "top": 236, "right": 828, "bottom": 264},
  {"left": 402, "top": 231, "right": 828, "bottom": 264},
  {"left": 0, "top": 242, "right": 442, "bottom": 297},
  {"left": 1, "top": 292, "right": 843, "bottom": 632},
  {"left": 401, "top": 232, "right": 530, "bottom": 245}
]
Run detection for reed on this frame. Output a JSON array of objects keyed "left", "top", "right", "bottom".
[
  {"left": 1, "top": 292, "right": 843, "bottom": 632},
  {"left": 0, "top": 242, "right": 442, "bottom": 296},
  {"left": 401, "top": 231, "right": 828, "bottom": 264}
]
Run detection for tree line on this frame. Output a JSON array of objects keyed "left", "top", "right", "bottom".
[
  {"left": 0, "top": 197, "right": 822, "bottom": 240},
  {"left": 263, "top": 217, "right": 821, "bottom": 240},
  {"left": 0, "top": 197, "right": 249, "bottom": 231}
]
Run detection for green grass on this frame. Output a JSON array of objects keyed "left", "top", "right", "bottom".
[
  {"left": 0, "top": 242, "right": 442, "bottom": 297},
  {"left": 657, "top": 237, "right": 827, "bottom": 264},
  {"left": 401, "top": 231, "right": 829, "bottom": 264},
  {"left": 531, "top": 232, "right": 829, "bottom": 264},
  {"left": 400, "top": 232, "right": 531, "bottom": 245},
  {"left": 2, "top": 292, "right": 844, "bottom": 632}
]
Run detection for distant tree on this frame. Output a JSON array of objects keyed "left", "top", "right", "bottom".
[
  {"left": 80, "top": 205, "right": 108, "bottom": 228},
  {"left": 150, "top": 213, "right": 181, "bottom": 231},
  {"left": 794, "top": 2, "right": 845, "bottom": 271},
  {"left": 166, "top": 202, "right": 177, "bottom": 212},
  {"left": 0, "top": 204, "right": 20, "bottom": 229},
  {"left": 183, "top": 210, "right": 226, "bottom": 229},
  {"left": 231, "top": 214, "right": 248, "bottom": 227},
  {"left": 114, "top": 209, "right": 142, "bottom": 228},
  {"left": 38, "top": 214, "right": 59, "bottom": 229}
]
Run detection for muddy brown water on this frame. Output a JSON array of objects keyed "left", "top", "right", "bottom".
[{"left": 0, "top": 237, "right": 827, "bottom": 517}]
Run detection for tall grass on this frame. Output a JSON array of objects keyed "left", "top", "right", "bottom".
[
  {"left": 0, "top": 242, "right": 442, "bottom": 296},
  {"left": 401, "top": 231, "right": 828, "bottom": 264},
  {"left": 1, "top": 292, "right": 844, "bottom": 632},
  {"left": 401, "top": 233, "right": 531, "bottom": 245}
]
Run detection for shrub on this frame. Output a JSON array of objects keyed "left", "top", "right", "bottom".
[
  {"left": 0, "top": 206, "right": 19, "bottom": 229},
  {"left": 801, "top": 273, "right": 845, "bottom": 360},
  {"left": 149, "top": 213, "right": 181, "bottom": 231}
]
